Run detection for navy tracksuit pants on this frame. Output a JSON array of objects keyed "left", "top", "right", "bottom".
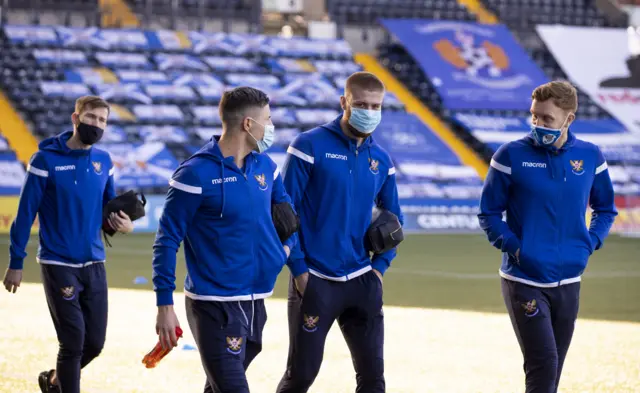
[
  {"left": 41, "top": 263, "right": 108, "bottom": 393},
  {"left": 501, "top": 278, "right": 580, "bottom": 393},
  {"left": 276, "top": 269, "right": 385, "bottom": 393},
  {"left": 185, "top": 297, "right": 267, "bottom": 393}
]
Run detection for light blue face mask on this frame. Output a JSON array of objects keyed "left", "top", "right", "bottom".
[
  {"left": 248, "top": 118, "right": 275, "bottom": 153},
  {"left": 531, "top": 115, "right": 570, "bottom": 147},
  {"left": 348, "top": 107, "right": 382, "bottom": 134}
]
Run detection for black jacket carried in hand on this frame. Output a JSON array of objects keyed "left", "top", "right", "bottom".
[
  {"left": 272, "top": 201, "right": 300, "bottom": 243},
  {"left": 102, "top": 190, "right": 146, "bottom": 237},
  {"left": 366, "top": 207, "right": 404, "bottom": 254}
]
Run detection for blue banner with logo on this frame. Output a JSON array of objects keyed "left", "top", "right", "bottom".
[{"left": 380, "top": 19, "right": 549, "bottom": 111}]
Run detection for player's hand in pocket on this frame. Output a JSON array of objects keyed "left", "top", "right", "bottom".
[
  {"left": 294, "top": 272, "right": 309, "bottom": 296},
  {"left": 156, "top": 305, "right": 181, "bottom": 350},
  {"left": 373, "top": 269, "right": 383, "bottom": 285}
]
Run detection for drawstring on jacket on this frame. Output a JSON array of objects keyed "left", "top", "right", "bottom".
[
  {"left": 545, "top": 150, "right": 554, "bottom": 179},
  {"left": 219, "top": 162, "right": 226, "bottom": 218}
]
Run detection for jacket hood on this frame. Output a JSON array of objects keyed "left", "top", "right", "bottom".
[
  {"left": 525, "top": 129, "right": 577, "bottom": 152},
  {"left": 39, "top": 130, "right": 91, "bottom": 156},
  {"left": 180, "top": 135, "right": 258, "bottom": 219},
  {"left": 524, "top": 129, "right": 577, "bottom": 180},
  {"left": 187, "top": 135, "right": 260, "bottom": 164},
  {"left": 321, "top": 114, "right": 375, "bottom": 150}
]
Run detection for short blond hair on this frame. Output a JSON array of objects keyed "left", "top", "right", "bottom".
[
  {"left": 75, "top": 95, "right": 110, "bottom": 115},
  {"left": 345, "top": 71, "right": 385, "bottom": 93},
  {"left": 531, "top": 81, "right": 578, "bottom": 112}
]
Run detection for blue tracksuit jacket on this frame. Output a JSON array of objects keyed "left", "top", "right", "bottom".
[
  {"left": 152, "top": 137, "right": 297, "bottom": 306},
  {"left": 282, "top": 115, "right": 403, "bottom": 280},
  {"left": 9, "top": 131, "right": 116, "bottom": 269},
  {"left": 478, "top": 131, "right": 618, "bottom": 287}
]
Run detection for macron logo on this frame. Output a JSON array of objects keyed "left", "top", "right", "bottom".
[
  {"left": 55, "top": 165, "right": 76, "bottom": 171},
  {"left": 326, "top": 153, "right": 348, "bottom": 161},
  {"left": 212, "top": 176, "right": 238, "bottom": 185},
  {"left": 522, "top": 162, "right": 547, "bottom": 168}
]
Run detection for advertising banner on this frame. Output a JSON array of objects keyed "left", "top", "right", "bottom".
[
  {"left": 381, "top": 19, "right": 549, "bottom": 110},
  {"left": 537, "top": 25, "right": 640, "bottom": 134}
]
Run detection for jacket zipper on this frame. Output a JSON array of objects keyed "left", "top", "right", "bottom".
[
  {"left": 353, "top": 148, "right": 359, "bottom": 271},
  {"left": 556, "top": 152, "right": 565, "bottom": 285}
]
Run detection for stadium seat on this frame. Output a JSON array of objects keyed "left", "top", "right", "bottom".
[
  {"left": 326, "top": 0, "right": 476, "bottom": 26},
  {"left": 1, "top": 24, "right": 483, "bottom": 202}
]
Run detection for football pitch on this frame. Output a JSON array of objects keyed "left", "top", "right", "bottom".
[{"left": 1, "top": 233, "right": 639, "bottom": 392}]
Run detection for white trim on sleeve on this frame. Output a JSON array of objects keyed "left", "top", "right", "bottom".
[
  {"left": 108, "top": 167, "right": 115, "bottom": 176},
  {"left": 490, "top": 159, "right": 512, "bottom": 175},
  {"left": 287, "top": 146, "right": 314, "bottom": 164},
  {"left": 273, "top": 166, "right": 280, "bottom": 180},
  {"left": 27, "top": 165, "right": 49, "bottom": 178},
  {"left": 388, "top": 167, "right": 396, "bottom": 176},
  {"left": 595, "top": 162, "right": 608, "bottom": 175},
  {"left": 169, "top": 179, "right": 202, "bottom": 194}
]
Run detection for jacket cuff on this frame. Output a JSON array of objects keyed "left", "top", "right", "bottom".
[
  {"left": 502, "top": 235, "right": 521, "bottom": 258},
  {"left": 156, "top": 290, "right": 174, "bottom": 306},
  {"left": 288, "top": 258, "right": 308, "bottom": 277},
  {"left": 284, "top": 235, "right": 296, "bottom": 250},
  {"left": 9, "top": 257, "right": 24, "bottom": 270},
  {"left": 590, "top": 232, "right": 601, "bottom": 251},
  {"left": 371, "top": 259, "right": 390, "bottom": 276}
]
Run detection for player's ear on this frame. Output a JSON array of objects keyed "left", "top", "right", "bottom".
[
  {"left": 242, "top": 117, "right": 252, "bottom": 133},
  {"left": 566, "top": 112, "right": 575, "bottom": 129},
  {"left": 340, "top": 95, "right": 346, "bottom": 111},
  {"left": 71, "top": 112, "right": 79, "bottom": 127}
]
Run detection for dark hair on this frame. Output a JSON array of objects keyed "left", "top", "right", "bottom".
[
  {"left": 218, "top": 87, "right": 270, "bottom": 128},
  {"left": 345, "top": 71, "right": 385, "bottom": 94}
]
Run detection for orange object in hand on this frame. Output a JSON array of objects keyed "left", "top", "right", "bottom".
[{"left": 142, "top": 326, "right": 183, "bottom": 369}]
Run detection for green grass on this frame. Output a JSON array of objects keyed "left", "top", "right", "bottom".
[{"left": 3, "top": 233, "right": 640, "bottom": 323}]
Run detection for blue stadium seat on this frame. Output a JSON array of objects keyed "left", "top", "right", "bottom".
[
  {"left": 0, "top": 25, "right": 417, "bottom": 197},
  {"left": 326, "top": 0, "right": 475, "bottom": 26}
]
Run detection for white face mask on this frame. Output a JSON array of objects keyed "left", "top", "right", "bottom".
[{"left": 247, "top": 118, "right": 275, "bottom": 153}]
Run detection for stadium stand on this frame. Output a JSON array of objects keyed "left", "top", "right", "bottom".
[
  {"left": 368, "top": 2, "right": 640, "bottom": 234},
  {"left": 0, "top": 129, "right": 26, "bottom": 195},
  {"left": 326, "top": 0, "right": 476, "bottom": 26},
  {"left": 0, "top": 24, "right": 484, "bottom": 218}
]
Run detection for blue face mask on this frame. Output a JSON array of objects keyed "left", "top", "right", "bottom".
[
  {"left": 348, "top": 108, "right": 382, "bottom": 134},
  {"left": 531, "top": 116, "right": 570, "bottom": 147},
  {"left": 248, "top": 119, "right": 275, "bottom": 153}
]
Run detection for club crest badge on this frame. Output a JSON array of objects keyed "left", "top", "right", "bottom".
[
  {"left": 92, "top": 161, "right": 103, "bottom": 175},
  {"left": 226, "top": 336, "right": 243, "bottom": 355},
  {"left": 302, "top": 314, "right": 319, "bottom": 333},
  {"left": 521, "top": 299, "right": 539, "bottom": 317},
  {"left": 570, "top": 159, "right": 585, "bottom": 175},
  {"left": 254, "top": 173, "right": 268, "bottom": 191},
  {"left": 61, "top": 286, "right": 75, "bottom": 301},
  {"left": 369, "top": 159, "right": 379, "bottom": 175}
]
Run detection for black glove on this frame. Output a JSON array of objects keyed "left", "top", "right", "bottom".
[
  {"left": 272, "top": 202, "right": 300, "bottom": 243},
  {"left": 366, "top": 208, "right": 404, "bottom": 254},
  {"left": 102, "top": 190, "right": 147, "bottom": 237}
]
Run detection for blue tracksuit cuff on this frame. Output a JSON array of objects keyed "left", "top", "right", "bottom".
[
  {"left": 9, "top": 258, "right": 24, "bottom": 270},
  {"left": 590, "top": 232, "right": 601, "bottom": 251},
  {"left": 503, "top": 235, "right": 521, "bottom": 257},
  {"left": 156, "top": 290, "right": 174, "bottom": 306},
  {"left": 371, "top": 259, "right": 389, "bottom": 276},
  {"left": 284, "top": 236, "right": 296, "bottom": 250},
  {"left": 288, "top": 258, "right": 308, "bottom": 277}
]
